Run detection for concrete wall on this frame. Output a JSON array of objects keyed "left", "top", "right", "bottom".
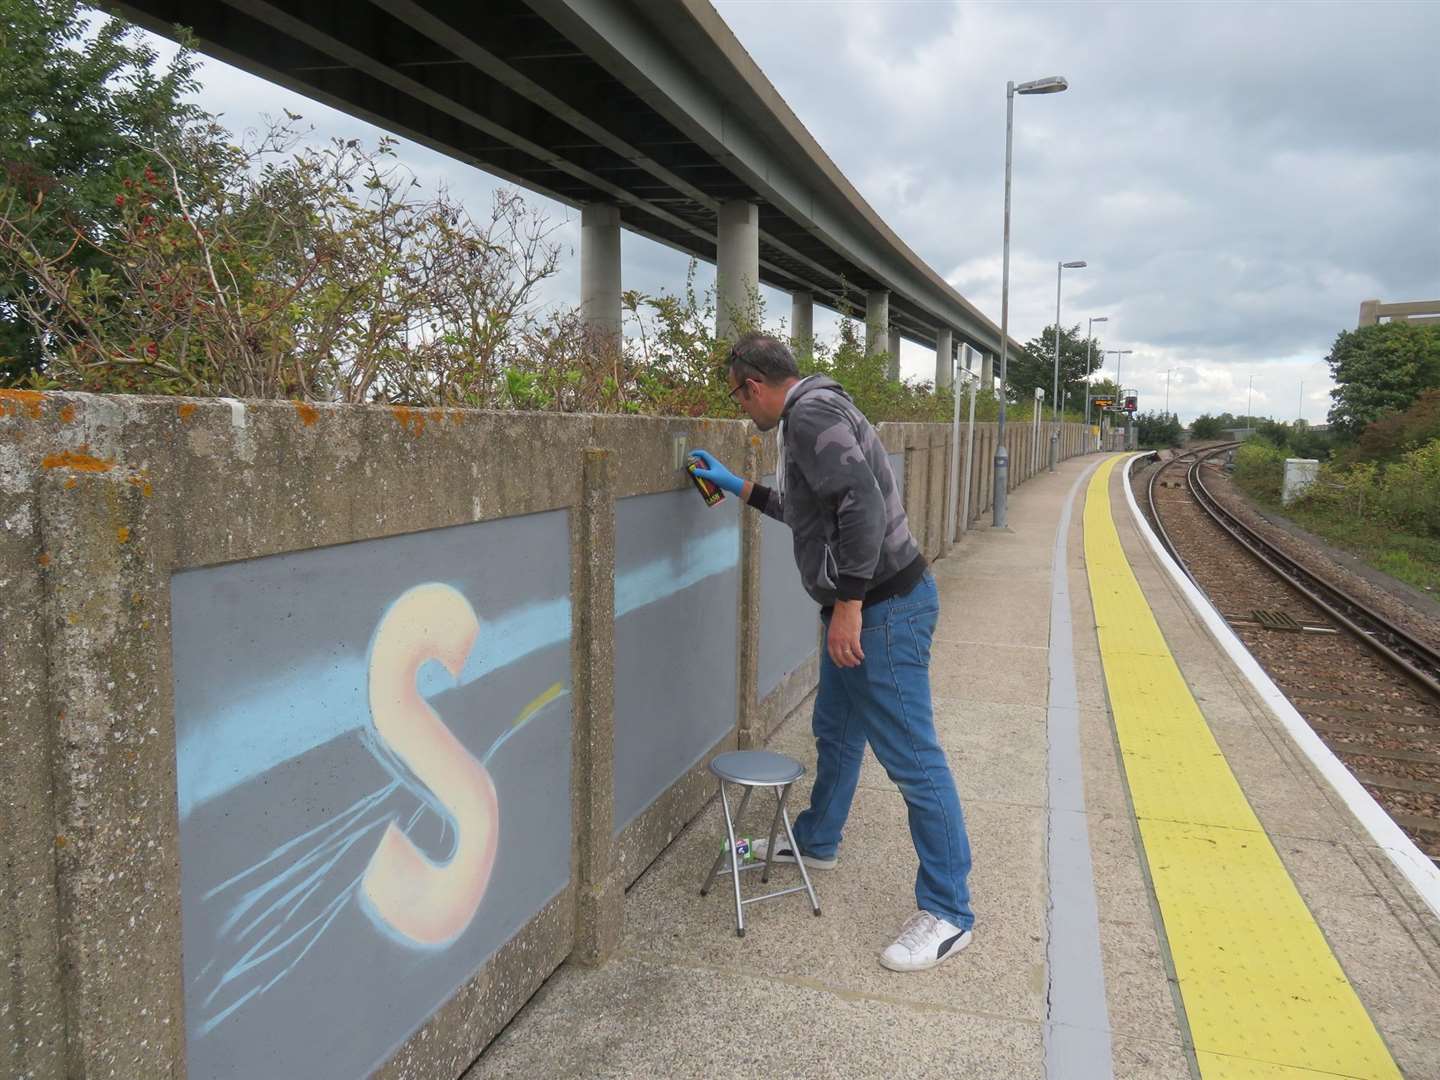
[{"left": 0, "top": 390, "right": 1092, "bottom": 1079}]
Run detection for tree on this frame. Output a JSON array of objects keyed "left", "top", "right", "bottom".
[
  {"left": 1134, "top": 410, "right": 1182, "bottom": 448},
  {"left": 1326, "top": 322, "right": 1440, "bottom": 437},
  {"left": 1010, "top": 323, "right": 1104, "bottom": 414},
  {"left": 0, "top": 0, "right": 202, "bottom": 380},
  {"left": 1190, "top": 413, "right": 1225, "bottom": 439}
]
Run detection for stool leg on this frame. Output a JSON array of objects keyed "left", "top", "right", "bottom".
[
  {"left": 778, "top": 785, "right": 821, "bottom": 916},
  {"left": 718, "top": 782, "right": 746, "bottom": 936},
  {"left": 700, "top": 784, "right": 753, "bottom": 897},
  {"left": 760, "top": 785, "right": 785, "bottom": 884}
]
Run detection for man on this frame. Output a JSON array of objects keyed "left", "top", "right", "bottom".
[{"left": 690, "top": 331, "right": 974, "bottom": 972}]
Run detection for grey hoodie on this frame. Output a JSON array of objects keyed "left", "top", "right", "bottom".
[{"left": 747, "top": 375, "right": 923, "bottom": 607}]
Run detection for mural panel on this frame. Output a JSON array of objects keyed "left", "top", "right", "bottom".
[
  {"left": 755, "top": 472, "right": 820, "bottom": 700},
  {"left": 171, "top": 512, "right": 572, "bottom": 1079},
  {"left": 613, "top": 491, "right": 740, "bottom": 833}
]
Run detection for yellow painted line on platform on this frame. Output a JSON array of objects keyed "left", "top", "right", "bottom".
[{"left": 1084, "top": 456, "right": 1399, "bottom": 1079}]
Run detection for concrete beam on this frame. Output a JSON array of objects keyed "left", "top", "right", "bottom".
[
  {"left": 581, "top": 204, "right": 622, "bottom": 342},
  {"left": 935, "top": 328, "right": 954, "bottom": 391},
  {"left": 887, "top": 328, "right": 903, "bottom": 381},
  {"left": 980, "top": 351, "right": 994, "bottom": 391},
  {"left": 790, "top": 291, "right": 813, "bottom": 353},
  {"left": 717, "top": 200, "right": 759, "bottom": 340},
  {"left": 865, "top": 289, "right": 889, "bottom": 357}
]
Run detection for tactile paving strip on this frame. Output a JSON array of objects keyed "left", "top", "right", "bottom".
[{"left": 1084, "top": 457, "right": 1400, "bottom": 1079}]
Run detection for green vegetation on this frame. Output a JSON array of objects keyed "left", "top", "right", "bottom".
[
  {"left": 0, "top": 4, "right": 985, "bottom": 424},
  {"left": 0, "top": 0, "right": 203, "bottom": 381},
  {"left": 1007, "top": 323, "right": 1106, "bottom": 416},
  {"left": 1231, "top": 429, "right": 1440, "bottom": 593},
  {"left": 1227, "top": 318, "right": 1440, "bottom": 591},
  {"left": 1133, "top": 410, "right": 1183, "bottom": 449},
  {"left": 1326, "top": 322, "right": 1440, "bottom": 436}
]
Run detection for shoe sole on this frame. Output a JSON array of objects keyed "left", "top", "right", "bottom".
[
  {"left": 878, "top": 929, "right": 973, "bottom": 972},
  {"left": 756, "top": 848, "right": 837, "bottom": 871}
]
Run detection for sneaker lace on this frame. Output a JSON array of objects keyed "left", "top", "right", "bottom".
[{"left": 895, "top": 911, "right": 938, "bottom": 951}]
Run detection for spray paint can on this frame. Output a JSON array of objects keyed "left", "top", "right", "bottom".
[
  {"left": 723, "top": 836, "right": 755, "bottom": 862},
  {"left": 686, "top": 457, "right": 725, "bottom": 508}
]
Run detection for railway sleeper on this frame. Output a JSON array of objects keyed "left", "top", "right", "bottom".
[{"left": 1352, "top": 770, "right": 1440, "bottom": 798}]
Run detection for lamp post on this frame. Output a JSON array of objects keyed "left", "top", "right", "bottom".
[
  {"left": 1084, "top": 315, "right": 1107, "bottom": 428},
  {"left": 1050, "top": 260, "right": 1086, "bottom": 471},
  {"left": 1247, "top": 374, "right": 1254, "bottom": 431},
  {"left": 1165, "top": 368, "right": 1175, "bottom": 415},
  {"left": 994, "top": 74, "right": 1068, "bottom": 529},
  {"left": 1106, "top": 348, "right": 1132, "bottom": 448}
]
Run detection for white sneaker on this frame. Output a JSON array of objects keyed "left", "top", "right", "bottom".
[
  {"left": 750, "top": 836, "right": 838, "bottom": 871},
  {"left": 879, "top": 911, "right": 972, "bottom": 972}
]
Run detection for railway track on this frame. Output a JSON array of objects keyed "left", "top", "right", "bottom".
[{"left": 1143, "top": 445, "right": 1440, "bottom": 862}]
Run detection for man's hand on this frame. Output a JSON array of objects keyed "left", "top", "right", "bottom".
[
  {"left": 688, "top": 449, "right": 746, "bottom": 496},
  {"left": 827, "top": 600, "right": 864, "bottom": 668}
]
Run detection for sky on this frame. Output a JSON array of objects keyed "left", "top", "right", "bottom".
[{"left": 123, "top": 1, "right": 1440, "bottom": 423}]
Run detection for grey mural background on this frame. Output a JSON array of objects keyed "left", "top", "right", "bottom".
[
  {"left": 756, "top": 471, "right": 820, "bottom": 699},
  {"left": 171, "top": 512, "right": 573, "bottom": 1079},
  {"left": 613, "top": 490, "right": 740, "bottom": 833}
]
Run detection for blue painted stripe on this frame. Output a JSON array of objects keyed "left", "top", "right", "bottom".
[
  {"left": 1044, "top": 459, "right": 1115, "bottom": 1079},
  {"left": 175, "top": 527, "right": 740, "bottom": 819}
]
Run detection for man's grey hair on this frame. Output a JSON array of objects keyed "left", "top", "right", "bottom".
[{"left": 727, "top": 332, "right": 800, "bottom": 386}]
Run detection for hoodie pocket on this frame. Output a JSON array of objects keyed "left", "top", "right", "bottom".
[{"left": 818, "top": 543, "right": 839, "bottom": 590}]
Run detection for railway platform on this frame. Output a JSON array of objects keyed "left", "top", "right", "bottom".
[{"left": 465, "top": 453, "right": 1440, "bottom": 1080}]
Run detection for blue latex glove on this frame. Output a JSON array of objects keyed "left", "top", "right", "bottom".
[{"left": 689, "top": 449, "right": 745, "bottom": 495}]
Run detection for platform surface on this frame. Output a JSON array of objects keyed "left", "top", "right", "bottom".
[{"left": 465, "top": 454, "right": 1440, "bottom": 1080}]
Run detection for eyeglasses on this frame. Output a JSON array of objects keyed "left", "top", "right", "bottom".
[{"left": 727, "top": 380, "right": 748, "bottom": 402}]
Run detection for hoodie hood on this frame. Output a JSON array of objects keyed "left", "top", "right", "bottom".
[{"left": 781, "top": 374, "right": 849, "bottom": 421}]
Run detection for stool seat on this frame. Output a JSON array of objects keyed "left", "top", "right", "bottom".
[
  {"left": 709, "top": 749, "right": 805, "bottom": 787},
  {"left": 700, "top": 749, "right": 819, "bottom": 936}
]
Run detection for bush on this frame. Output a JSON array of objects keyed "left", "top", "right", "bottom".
[
  {"left": 1297, "top": 438, "right": 1440, "bottom": 539},
  {"left": 1248, "top": 418, "right": 1338, "bottom": 461},
  {"left": 1340, "top": 388, "right": 1440, "bottom": 466},
  {"left": 1374, "top": 439, "right": 1440, "bottom": 537},
  {"left": 1232, "top": 439, "right": 1287, "bottom": 501}
]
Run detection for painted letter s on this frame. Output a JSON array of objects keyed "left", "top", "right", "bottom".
[{"left": 360, "top": 583, "right": 499, "bottom": 947}]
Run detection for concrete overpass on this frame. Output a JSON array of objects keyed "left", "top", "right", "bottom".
[{"left": 114, "top": 0, "right": 1016, "bottom": 387}]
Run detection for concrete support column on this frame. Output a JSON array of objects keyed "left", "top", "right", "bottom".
[
  {"left": 865, "top": 289, "right": 889, "bottom": 357},
  {"left": 717, "top": 201, "right": 759, "bottom": 340},
  {"left": 580, "top": 204, "right": 622, "bottom": 343},
  {"left": 935, "top": 328, "right": 954, "bottom": 391},
  {"left": 790, "top": 291, "right": 814, "bottom": 353},
  {"left": 887, "top": 328, "right": 903, "bottom": 381},
  {"left": 572, "top": 448, "right": 623, "bottom": 965},
  {"left": 980, "top": 351, "right": 994, "bottom": 391}
]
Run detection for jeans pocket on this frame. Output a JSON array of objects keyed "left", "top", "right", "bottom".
[{"left": 905, "top": 613, "right": 935, "bottom": 666}]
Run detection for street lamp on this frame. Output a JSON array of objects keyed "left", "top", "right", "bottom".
[
  {"left": 1050, "top": 259, "right": 1086, "bottom": 471},
  {"left": 1164, "top": 368, "right": 1176, "bottom": 415},
  {"left": 994, "top": 74, "right": 1069, "bottom": 529},
  {"left": 1084, "top": 316, "right": 1108, "bottom": 427}
]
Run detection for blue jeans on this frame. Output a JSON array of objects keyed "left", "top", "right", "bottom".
[{"left": 792, "top": 573, "right": 974, "bottom": 930}]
